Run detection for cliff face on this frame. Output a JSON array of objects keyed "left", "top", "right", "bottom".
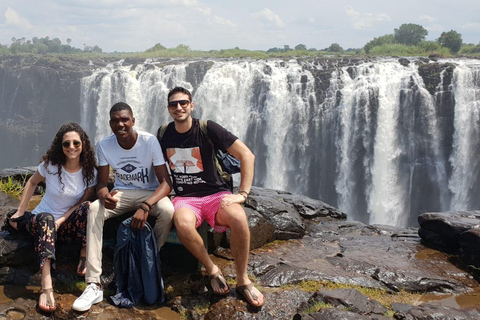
[{"left": 0, "top": 55, "right": 101, "bottom": 167}]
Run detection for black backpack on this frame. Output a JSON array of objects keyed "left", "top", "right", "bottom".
[{"left": 157, "top": 120, "right": 240, "bottom": 191}]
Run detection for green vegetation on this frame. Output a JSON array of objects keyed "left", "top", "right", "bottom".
[
  {"left": 369, "top": 43, "right": 450, "bottom": 57},
  {"left": 394, "top": 23, "right": 428, "bottom": 45},
  {"left": 438, "top": 30, "right": 463, "bottom": 53},
  {"left": 286, "top": 279, "right": 424, "bottom": 315},
  {"left": 302, "top": 301, "right": 336, "bottom": 314},
  {"left": 1, "top": 23, "right": 480, "bottom": 59},
  {"left": 0, "top": 176, "right": 25, "bottom": 199}
]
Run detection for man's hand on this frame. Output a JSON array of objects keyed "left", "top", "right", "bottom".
[
  {"left": 102, "top": 190, "right": 119, "bottom": 210},
  {"left": 131, "top": 208, "right": 148, "bottom": 230},
  {"left": 220, "top": 194, "right": 246, "bottom": 208}
]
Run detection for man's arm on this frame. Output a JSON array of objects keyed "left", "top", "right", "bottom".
[
  {"left": 96, "top": 165, "right": 118, "bottom": 210},
  {"left": 130, "top": 164, "right": 172, "bottom": 229},
  {"left": 221, "top": 139, "right": 255, "bottom": 206}
]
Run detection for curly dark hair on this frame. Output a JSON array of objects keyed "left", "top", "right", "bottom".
[{"left": 41, "top": 122, "right": 97, "bottom": 191}]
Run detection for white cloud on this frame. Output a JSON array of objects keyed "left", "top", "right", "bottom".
[
  {"left": 252, "top": 8, "right": 284, "bottom": 28},
  {"left": 420, "top": 15, "right": 436, "bottom": 23},
  {"left": 4, "top": 7, "right": 32, "bottom": 29},
  {"left": 461, "top": 22, "right": 480, "bottom": 30},
  {"left": 212, "top": 15, "right": 236, "bottom": 28},
  {"left": 346, "top": 6, "right": 390, "bottom": 30}
]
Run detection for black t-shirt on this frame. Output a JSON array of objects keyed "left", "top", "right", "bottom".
[{"left": 158, "top": 119, "right": 238, "bottom": 197}]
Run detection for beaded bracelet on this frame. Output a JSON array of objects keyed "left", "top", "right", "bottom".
[
  {"left": 139, "top": 205, "right": 150, "bottom": 214},
  {"left": 142, "top": 201, "right": 152, "bottom": 210}
]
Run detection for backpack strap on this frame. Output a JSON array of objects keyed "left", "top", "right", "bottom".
[
  {"left": 199, "top": 120, "right": 233, "bottom": 185},
  {"left": 157, "top": 122, "right": 172, "bottom": 140}
]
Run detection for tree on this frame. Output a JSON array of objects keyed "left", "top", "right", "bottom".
[
  {"left": 146, "top": 43, "right": 166, "bottom": 52},
  {"left": 437, "top": 30, "right": 462, "bottom": 53},
  {"left": 394, "top": 23, "right": 428, "bottom": 45},
  {"left": 294, "top": 44, "right": 307, "bottom": 51},
  {"left": 328, "top": 43, "right": 343, "bottom": 52}
]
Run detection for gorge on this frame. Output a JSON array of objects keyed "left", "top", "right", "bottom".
[{"left": 1, "top": 55, "right": 479, "bottom": 227}]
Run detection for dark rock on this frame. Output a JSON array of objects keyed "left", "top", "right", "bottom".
[
  {"left": 398, "top": 58, "right": 410, "bottom": 66},
  {"left": 459, "top": 228, "right": 480, "bottom": 267},
  {"left": 418, "top": 211, "right": 480, "bottom": 264},
  {"left": 303, "top": 289, "right": 387, "bottom": 315},
  {"left": 246, "top": 189, "right": 306, "bottom": 240},
  {"left": 294, "top": 308, "right": 390, "bottom": 320},
  {"left": 395, "top": 303, "right": 480, "bottom": 320},
  {"left": 0, "top": 167, "right": 37, "bottom": 180}
]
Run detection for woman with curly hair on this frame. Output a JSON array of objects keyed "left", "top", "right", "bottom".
[{"left": 9, "top": 122, "right": 97, "bottom": 313}]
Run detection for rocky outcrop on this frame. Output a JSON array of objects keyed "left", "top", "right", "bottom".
[
  {"left": 1, "top": 176, "right": 480, "bottom": 318},
  {"left": 418, "top": 210, "right": 480, "bottom": 268}
]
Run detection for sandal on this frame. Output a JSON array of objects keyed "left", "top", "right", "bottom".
[
  {"left": 209, "top": 270, "right": 230, "bottom": 296},
  {"left": 236, "top": 283, "right": 265, "bottom": 307},
  {"left": 38, "top": 287, "right": 56, "bottom": 312},
  {"left": 77, "top": 257, "right": 86, "bottom": 276}
]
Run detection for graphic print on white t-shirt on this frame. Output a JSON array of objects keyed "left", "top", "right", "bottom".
[
  {"left": 166, "top": 147, "right": 203, "bottom": 174},
  {"left": 113, "top": 157, "right": 150, "bottom": 187}
]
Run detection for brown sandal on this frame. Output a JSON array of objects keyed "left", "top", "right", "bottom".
[
  {"left": 209, "top": 270, "right": 230, "bottom": 295},
  {"left": 236, "top": 283, "right": 265, "bottom": 307},
  {"left": 77, "top": 257, "right": 86, "bottom": 276},
  {"left": 38, "top": 287, "right": 56, "bottom": 312}
]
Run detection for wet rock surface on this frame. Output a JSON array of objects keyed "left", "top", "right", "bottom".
[
  {"left": 0, "top": 173, "right": 480, "bottom": 319},
  {"left": 418, "top": 210, "right": 480, "bottom": 267}
]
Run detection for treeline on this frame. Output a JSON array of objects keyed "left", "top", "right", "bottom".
[
  {"left": 1, "top": 23, "right": 480, "bottom": 58},
  {"left": 362, "top": 23, "right": 480, "bottom": 56},
  {"left": 0, "top": 36, "right": 102, "bottom": 55}
]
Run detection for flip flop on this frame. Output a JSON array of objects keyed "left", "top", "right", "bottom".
[
  {"left": 236, "top": 283, "right": 265, "bottom": 307},
  {"left": 38, "top": 287, "right": 56, "bottom": 312},
  {"left": 77, "top": 257, "right": 86, "bottom": 276},
  {"left": 209, "top": 270, "right": 230, "bottom": 296}
]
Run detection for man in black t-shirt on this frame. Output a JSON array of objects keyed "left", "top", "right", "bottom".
[{"left": 158, "top": 87, "right": 265, "bottom": 307}]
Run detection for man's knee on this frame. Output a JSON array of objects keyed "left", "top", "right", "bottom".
[
  {"left": 173, "top": 209, "right": 197, "bottom": 232},
  {"left": 153, "top": 198, "right": 174, "bottom": 220},
  {"left": 220, "top": 206, "right": 248, "bottom": 228}
]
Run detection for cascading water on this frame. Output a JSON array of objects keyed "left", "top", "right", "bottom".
[
  {"left": 449, "top": 60, "right": 480, "bottom": 210},
  {"left": 79, "top": 58, "right": 480, "bottom": 227}
]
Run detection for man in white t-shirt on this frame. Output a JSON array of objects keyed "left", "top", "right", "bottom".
[{"left": 73, "top": 102, "right": 174, "bottom": 312}]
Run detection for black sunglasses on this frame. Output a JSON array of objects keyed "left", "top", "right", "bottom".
[
  {"left": 168, "top": 100, "right": 190, "bottom": 108},
  {"left": 62, "top": 140, "right": 82, "bottom": 148}
]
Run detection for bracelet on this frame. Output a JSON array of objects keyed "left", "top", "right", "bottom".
[
  {"left": 238, "top": 190, "right": 249, "bottom": 198},
  {"left": 142, "top": 201, "right": 152, "bottom": 210},
  {"left": 139, "top": 205, "right": 150, "bottom": 214}
]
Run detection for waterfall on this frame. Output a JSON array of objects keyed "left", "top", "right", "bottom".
[
  {"left": 449, "top": 60, "right": 480, "bottom": 210},
  {"left": 79, "top": 58, "right": 480, "bottom": 227}
]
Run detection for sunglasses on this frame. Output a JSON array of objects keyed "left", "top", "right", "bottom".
[
  {"left": 62, "top": 140, "right": 82, "bottom": 148},
  {"left": 168, "top": 100, "right": 190, "bottom": 108}
]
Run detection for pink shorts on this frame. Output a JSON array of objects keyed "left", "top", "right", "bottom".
[{"left": 172, "top": 191, "right": 231, "bottom": 233}]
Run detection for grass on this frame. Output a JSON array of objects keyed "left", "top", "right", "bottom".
[
  {"left": 286, "top": 279, "right": 423, "bottom": 315},
  {"left": 0, "top": 176, "right": 26, "bottom": 199}
]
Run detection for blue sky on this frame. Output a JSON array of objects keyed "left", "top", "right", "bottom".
[{"left": 0, "top": 0, "right": 479, "bottom": 52}]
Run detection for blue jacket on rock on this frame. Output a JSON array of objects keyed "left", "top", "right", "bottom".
[{"left": 111, "top": 217, "right": 165, "bottom": 308}]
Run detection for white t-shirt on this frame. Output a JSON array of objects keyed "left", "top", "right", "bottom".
[
  {"left": 32, "top": 162, "right": 98, "bottom": 219},
  {"left": 96, "top": 130, "right": 165, "bottom": 190}
]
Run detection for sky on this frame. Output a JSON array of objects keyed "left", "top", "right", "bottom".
[{"left": 0, "top": 0, "right": 479, "bottom": 53}]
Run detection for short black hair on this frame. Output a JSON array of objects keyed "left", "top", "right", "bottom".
[
  {"left": 110, "top": 102, "right": 133, "bottom": 117},
  {"left": 168, "top": 87, "right": 192, "bottom": 101}
]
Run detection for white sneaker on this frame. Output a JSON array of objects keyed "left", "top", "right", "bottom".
[{"left": 72, "top": 283, "right": 103, "bottom": 312}]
